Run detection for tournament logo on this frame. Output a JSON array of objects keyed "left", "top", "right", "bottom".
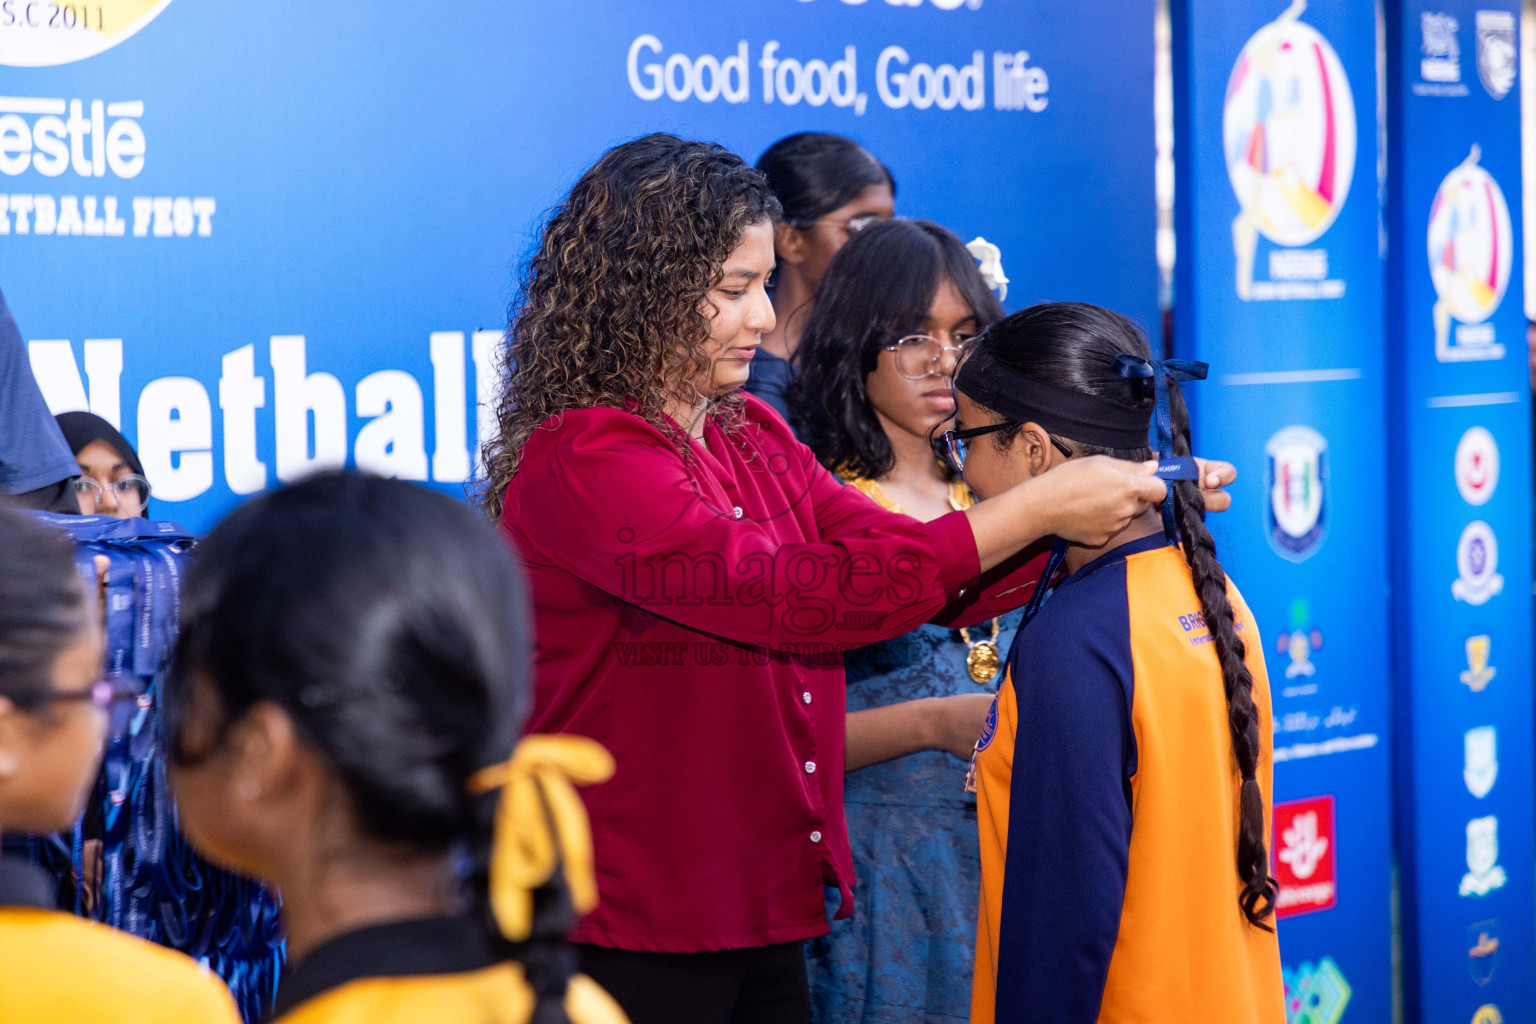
[
  {"left": 1461, "top": 634, "right": 1497, "bottom": 692},
  {"left": 1472, "top": 1005, "right": 1504, "bottom": 1024},
  {"left": 1282, "top": 956, "right": 1352, "bottom": 1024},
  {"left": 1429, "top": 147, "right": 1514, "bottom": 362},
  {"left": 1455, "top": 426, "right": 1500, "bottom": 506},
  {"left": 1266, "top": 426, "right": 1328, "bottom": 561},
  {"left": 0, "top": 0, "right": 173, "bottom": 67},
  {"left": 1460, "top": 815, "right": 1508, "bottom": 897},
  {"left": 1476, "top": 10, "right": 1517, "bottom": 100},
  {"left": 1464, "top": 726, "right": 1498, "bottom": 799},
  {"left": 1468, "top": 919, "right": 1501, "bottom": 986},
  {"left": 1276, "top": 597, "right": 1323, "bottom": 680},
  {"left": 1452, "top": 521, "right": 1504, "bottom": 606},
  {"left": 1274, "top": 794, "right": 1337, "bottom": 918},
  {"left": 1223, "top": 0, "right": 1357, "bottom": 300}
]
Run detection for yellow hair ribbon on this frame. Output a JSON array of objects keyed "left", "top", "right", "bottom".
[{"left": 467, "top": 734, "right": 615, "bottom": 942}]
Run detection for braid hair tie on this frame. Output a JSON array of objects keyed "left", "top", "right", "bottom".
[{"left": 1112, "top": 354, "right": 1208, "bottom": 540}]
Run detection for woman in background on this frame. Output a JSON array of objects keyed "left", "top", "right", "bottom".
[
  {"left": 748, "top": 132, "right": 895, "bottom": 421},
  {"left": 56, "top": 412, "right": 151, "bottom": 518},
  {"left": 0, "top": 509, "right": 240, "bottom": 1023},
  {"left": 953, "top": 304, "right": 1283, "bottom": 1024},
  {"left": 789, "top": 218, "right": 1022, "bottom": 1024},
  {"left": 164, "top": 473, "right": 626, "bottom": 1024}
]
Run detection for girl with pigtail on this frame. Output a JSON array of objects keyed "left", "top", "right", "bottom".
[
  {"left": 948, "top": 303, "right": 1284, "bottom": 1024},
  {"left": 161, "top": 472, "right": 628, "bottom": 1024}
]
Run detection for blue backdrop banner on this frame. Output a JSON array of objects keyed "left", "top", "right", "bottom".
[
  {"left": 1, "top": 0, "right": 1157, "bottom": 533},
  {"left": 1386, "top": 2, "right": 1536, "bottom": 1022},
  {"left": 1171, "top": 2, "right": 1393, "bottom": 1021}
]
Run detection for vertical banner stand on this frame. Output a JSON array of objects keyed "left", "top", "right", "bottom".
[
  {"left": 1171, "top": 2, "right": 1395, "bottom": 1020},
  {"left": 1386, "top": 3, "right": 1536, "bottom": 1022}
]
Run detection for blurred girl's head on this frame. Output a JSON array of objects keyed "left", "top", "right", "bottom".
[
  {"left": 756, "top": 133, "right": 894, "bottom": 297},
  {"left": 788, "top": 218, "right": 1002, "bottom": 479},
  {"left": 0, "top": 510, "right": 106, "bottom": 833},
  {"left": 167, "top": 472, "right": 536, "bottom": 936},
  {"left": 57, "top": 411, "right": 150, "bottom": 518},
  {"left": 481, "top": 133, "right": 780, "bottom": 521}
]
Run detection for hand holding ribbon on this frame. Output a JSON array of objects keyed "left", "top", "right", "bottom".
[{"left": 467, "top": 734, "right": 616, "bottom": 942}]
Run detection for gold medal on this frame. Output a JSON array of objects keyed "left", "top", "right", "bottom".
[{"left": 966, "top": 640, "right": 1000, "bottom": 683}]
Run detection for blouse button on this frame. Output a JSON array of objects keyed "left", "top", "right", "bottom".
[
  {"left": 810, "top": 831, "right": 823, "bottom": 844},
  {"left": 804, "top": 761, "right": 817, "bottom": 774},
  {"left": 801, "top": 691, "right": 812, "bottom": 705},
  {"left": 732, "top": 506, "right": 743, "bottom": 519}
]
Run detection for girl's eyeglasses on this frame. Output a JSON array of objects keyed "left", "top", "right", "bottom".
[
  {"left": 931, "top": 423, "right": 1075, "bottom": 476},
  {"left": 788, "top": 212, "right": 884, "bottom": 234},
  {"left": 883, "top": 335, "right": 974, "bottom": 380},
  {"left": 73, "top": 474, "right": 151, "bottom": 513},
  {"left": 10, "top": 679, "right": 139, "bottom": 713}
]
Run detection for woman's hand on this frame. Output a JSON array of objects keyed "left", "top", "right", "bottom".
[
  {"left": 1193, "top": 457, "right": 1236, "bottom": 512},
  {"left": 927, "top": 693, "right": 997, "bottom": 760},
  {"left": 1034, "top": 456, "right": 1168, "bottom": 547}
]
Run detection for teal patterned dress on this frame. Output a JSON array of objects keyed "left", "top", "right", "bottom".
[{"left": 806, "top": 475, "right": 1023, "bottom": 1023}]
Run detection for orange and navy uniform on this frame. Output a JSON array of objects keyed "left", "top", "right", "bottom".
[
  {"left": 269, "top": 914, "right": 628, "bottom": 1024},
  {"left": 0, "top": 856, "right": 241, "bottom": 1023},
  {"left": 972, "top": 533, "right": 1284, "bottom": 1024}
]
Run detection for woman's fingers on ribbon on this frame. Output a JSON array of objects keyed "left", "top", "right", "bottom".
[
  {"left": 1193, "top": 456, "right": 1237, "bottom": 512},
  {"left": 1051, "top": 456, "right": 1166, "bottom": 545}
]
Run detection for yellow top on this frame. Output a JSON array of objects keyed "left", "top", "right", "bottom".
[{"left": 0, "top": 874, "right": 240, "bottom": 1024}]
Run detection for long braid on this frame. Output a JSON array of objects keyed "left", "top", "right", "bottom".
[{"left": 1167, "top": 386, "right": 1277, "bottom": 929}]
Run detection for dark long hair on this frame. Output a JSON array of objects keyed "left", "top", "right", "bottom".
[
  {"left": 167, "top": 473, "right": 577, "bottom": 1021},
  {"left": 480, "top": 133, "right": 781, "bottom": 522},
  {"left": 755, "top": 132, "right": 893, "bottom": 224},
  {"left": 0, "top": 509, "right": 90, "bottom": 701},
  {"left": 787, "top": 218, "right": 1002, "bottom": 479},
  {"left": 972, "top": 302, "right": 1278, "bottom": 930}
]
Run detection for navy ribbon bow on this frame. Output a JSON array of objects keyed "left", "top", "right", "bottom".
[{"left": 1112, "top": 355, "right": 1208, "bottom": 540}]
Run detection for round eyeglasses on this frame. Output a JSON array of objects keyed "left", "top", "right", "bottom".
[
  {"left": 11, "top": 679, "right": 139, "bottom": 713},
  {"left": 883, "top": 335, "right": 974, "bottom": 380},
  {"left": 789, "top": 212, "right": 884, "bottom": 234},
  {"left": 73, "top": 474, "right": 151, "bottom": 514}
]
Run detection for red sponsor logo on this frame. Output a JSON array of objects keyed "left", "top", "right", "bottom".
[{"left": 1273, "top": 795, "right": 1338, "bottom": 918}]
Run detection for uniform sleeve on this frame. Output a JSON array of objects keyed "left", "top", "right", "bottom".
[
  {"left": 930, "top": 544, "right": 1054, "bottom": 628},
  {"left": 994, "top": 590, "right": 1136, "bottom": 1024},
  {"left": 507, "top": 408, "right": 977, "bottom": 649}
]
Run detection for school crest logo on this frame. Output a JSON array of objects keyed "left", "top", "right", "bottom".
[
  {"left": 1464, "top": 726, "right": 1498, "bottom": 798},
  {"left": 1223, "top": 0, "right": 1357, "bottom": 299},
  {"left": 1476, "top": 10, "right": 1517, "bottom": 100},
  {"left": 1421, "top": 12, "right": 1462, "bottom": 83},
  {"left": 1429, "top": 147, "right": 1514, "bottom": 361},
  {"left": 1462, "top": 634, "right": 1497, "bottom": 691},
  {"left": 1282, "top": 956, "right": 1352, "bottom": 1024},
  {"left": 1472, "top": 1004, "right": 1504, "bottom": 1024},
  {"left": 1460, "top": 815, "right": 1507, "bottom": 897},
  {"left": 0, "top": 0, "right": 174, "bottom": 67},
  {"left": 1276, "top": 598, "right": 1323, "bottom": 679},
  {"left": 1468, "top": 919, "right": 1501, "bottom": 986},
  {"left": 1267, "top": 426, "right": 1328, "bottom": 561},
  {"left": 1452, "top": 521, "right": 1504, "bottom": 605},
  {"left": 1455, "top": 426, "right": 1500, "bottom": 506}
]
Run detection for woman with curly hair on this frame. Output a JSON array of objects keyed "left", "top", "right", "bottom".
[{"left": 483, "top": 133, "right": 1228, "bottom": 1024}]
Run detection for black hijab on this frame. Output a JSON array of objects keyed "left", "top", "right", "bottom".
[{"left": 55, "top": 412, "right": 149, "bottom": 517}]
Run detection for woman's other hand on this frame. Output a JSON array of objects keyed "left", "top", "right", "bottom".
[{"left": 1193, "top": 457, "right": 1236, "bottom": 512}]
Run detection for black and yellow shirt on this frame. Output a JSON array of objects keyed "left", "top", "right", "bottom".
[
  {"left": 0, "top": 856, "right": 241, "bottom": 1023},
  {"left": 270, "top": 914, "right": 628, "bottom": 1024}
]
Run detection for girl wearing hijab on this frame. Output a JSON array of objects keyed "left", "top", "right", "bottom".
[
  {"left": 55, "top": 412, "right": 151, "bottom": 518},
  {"left": 0, "top": 508, "right": 240, "bottom": 1023}
]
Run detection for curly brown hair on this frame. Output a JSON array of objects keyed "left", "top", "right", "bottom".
[{"left": 478, "top": 134, "right": 782, "bottom": 521}]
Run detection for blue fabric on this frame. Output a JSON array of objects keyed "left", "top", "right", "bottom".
[
  {"left": 808, "top": 613, "right": 1020, "bottom": 1024},
  {"left": 743, "top": 348, "right": 796, "bottom": 430},
  {"left": 994, "top": 534, "right": 1168, "bottom": 1024},
  {"left": 0, "top": 288, "right": 78, "bottom": 495}
]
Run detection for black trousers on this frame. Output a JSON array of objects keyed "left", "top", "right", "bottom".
[{"left": 576, "top": 941, "right": 811, "bottom": 1024}]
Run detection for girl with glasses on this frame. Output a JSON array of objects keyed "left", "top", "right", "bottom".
[
  {"left": 482, "top": 133, "right": 1227, "bottom": 1024},
  {"left": 748, "top": 133, "right": 896, "bottom": 422},
  {"left": 956, "top": 304, "right": 1283, "bottom": 1024},
  {"left": 56, "top": 412, "right": 151, "bottom": 519},
  {"left": 786, "top": 217, "right": 1019, "bottom": 1024},
  {"left": 164, "top": 472, "right": 626, "bottom": 1024},
  {"left": 0, "top": 509, "right": 239, "bottom": 1023}
]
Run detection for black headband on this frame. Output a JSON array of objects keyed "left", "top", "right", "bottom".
[{"left": 954, "top": 346, "right": 1151, "bottom": 450}]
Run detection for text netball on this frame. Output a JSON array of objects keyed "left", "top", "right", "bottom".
[{"left": 625, "top": 36, "right": 1048, "bottom": 114}]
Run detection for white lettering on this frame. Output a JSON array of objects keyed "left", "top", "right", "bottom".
[
  {"left": 472, "top": 329, "right": 502, "bottom": 476},
  {"left": 354, "top": 369, "right": 428, "bottom": 480},
  {"left": 138, "top": 377, "right": 213, "bottom": 502},
  {"left": 270, "top": 334, "right": 347, "bottom": 482},
  {"left": 429, "top": 331, "right": 470, "bottom": 483},
  {"left": 219, "top": 344, "right": 267, "bottom": 495},
  {"left": 627, "top": 35, "right": 665, "bottom": 101}
]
